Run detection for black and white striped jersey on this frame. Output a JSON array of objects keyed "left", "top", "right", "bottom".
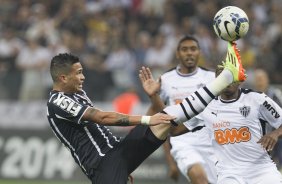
[
  {"left": 47, "top": 90, "right": 120, "bottom": 176},
  {"left": 162, "top": 66, "right": 215, "bottom": 124}
]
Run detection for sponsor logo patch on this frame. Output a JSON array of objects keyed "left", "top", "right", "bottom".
[
  {"left": 53, "top": 93, "right": 82, "bottom": 116},
  {"left": 214, "top": 126, "right": 251, "bottom": 145},
  {"left": 263, "top": 100, "right": 280, "bottom": 119}
]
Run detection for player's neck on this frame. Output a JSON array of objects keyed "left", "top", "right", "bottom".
[
  {"left": 178, "top": 65, "right": 197, "bottom": 75},
  {"left": 220, "top": 89, "right": 240, "bottom": 101},
  {"left": 53, "top": 84, "right": 73, "bottom": 94}
]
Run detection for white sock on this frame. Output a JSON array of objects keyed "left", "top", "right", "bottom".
[{"left": 206, "top": 69, "right": 233, "bottom": 96}]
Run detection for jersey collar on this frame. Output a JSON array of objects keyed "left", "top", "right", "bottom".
[
  {"left": 176, "top": 65, "right": 198, "bottom": 77},
  {"left": 219, "top": 88, "right": 242, "bottom": 103}
]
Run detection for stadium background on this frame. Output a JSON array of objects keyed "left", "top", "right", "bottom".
[{"left": 0, "top": 0, "right": 281, "bottom": 183}]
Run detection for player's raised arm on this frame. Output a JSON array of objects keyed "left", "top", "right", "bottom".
[{"left": 139, "top": 66, "right": 165, "bottom": 115}]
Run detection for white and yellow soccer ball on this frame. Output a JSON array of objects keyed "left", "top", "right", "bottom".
[{"left": 213, "top": 6, "right": 249, "bottom": 42}]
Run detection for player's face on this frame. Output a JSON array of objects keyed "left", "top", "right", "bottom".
[
  {"left": 216, "top": 68, "right": 240, "bottom": 99},
  {"left": 176, "top": 40, "right": 200, "bottom": 73},
  {"left": 65, "top": 62, "right": 85, "bottom": 93},
  {"left": 221, "top": 82, "right": 240, "bottom": 99}
]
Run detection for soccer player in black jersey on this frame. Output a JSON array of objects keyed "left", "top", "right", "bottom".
[{"left": 47, "top": 42, "right": 245, "bottom": 184}]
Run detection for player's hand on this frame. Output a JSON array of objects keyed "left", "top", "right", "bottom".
[
  {"left": 149, "top": 113, "right": 175, "bottom": 126},
  {"left": 168, "top": 163, "right": 180, "bottom": 181},
  {"left": 257, "top": 131, "right": 279, "bottom": 151},
  {"left": 139, "top": 66, "right": 160, "bottom": 97}
]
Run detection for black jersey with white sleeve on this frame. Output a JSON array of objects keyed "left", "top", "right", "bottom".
[{"left": 47, "top": 90, "right": 120, "bottom": 176}]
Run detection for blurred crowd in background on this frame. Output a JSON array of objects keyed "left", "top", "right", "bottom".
[
  {"left": 0, "top": 0, "right": 281, "bottom": 102},
  {"left": 0, "top": 0, "right": 281, "bottom": 174}
]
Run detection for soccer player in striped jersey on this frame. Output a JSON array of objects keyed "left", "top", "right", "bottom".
[{"left": 46, "top": 41, "right": 245, "bottom": 184}]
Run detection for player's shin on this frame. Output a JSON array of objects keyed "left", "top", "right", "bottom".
[{"left": 163, "top": 85, "right": 216, "bottom": 125}]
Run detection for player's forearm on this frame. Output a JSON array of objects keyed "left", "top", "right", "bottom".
[
  {"left": 83, "top": 108, "right": 148, "bottom": 126},
  {"left": 274, "top": 125, "right": 282, "bottom": 138},
  {"left": 100, "top": 112, "right": 141, "bottom": 126},
  {"left": 98, "top": 112, "right": 154, "bottom": 126},
  {"left": 147, "top": 94, "right": 166, "bottom": 115}
]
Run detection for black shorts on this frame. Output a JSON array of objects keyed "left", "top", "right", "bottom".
[{"left": 89, "top": 125, "right": 165, "bottom": 184}]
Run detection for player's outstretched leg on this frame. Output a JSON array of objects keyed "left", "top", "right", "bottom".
[
  {"left": 159, "top": 41, "right": 247, "bottom": 125},
  {"left": 223, "top": 42, "right": 246, "bottom": 82}
]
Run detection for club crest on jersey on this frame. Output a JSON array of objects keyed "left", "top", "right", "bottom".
[
  {"left": 239, "top": 105, "right": 250, "bottom": 118},
  {"left": 53, "top": 93, "right": 82, "bottom": 116}
]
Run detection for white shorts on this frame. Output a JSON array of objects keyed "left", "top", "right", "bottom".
[
  {"left": 217, "top": 174, "right": 247, "bottom": 184},
  {"left": 170, "top": 128, "right": 217, "bottom": 183},
  {"left": 217, "top": 164, "right": 282, "bottom": 184}
]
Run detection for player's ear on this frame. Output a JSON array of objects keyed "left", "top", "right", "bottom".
[
  {"left": 59, "top": 74, "right": 68, "bottom": 83},
  {"left": 175, "top": 50, "right": 180, "bottom": 59},
  {"left": 157, "top": 77, "right": 162, "bottom": 85}
]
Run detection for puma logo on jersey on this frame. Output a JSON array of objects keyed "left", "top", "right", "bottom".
[
  {"left": 214, "top": 126, "right": 251, "bottom": 145},
  {"left": 53, "top": 93, "right": 82, "bottom": 116},
  {"left": 263, "top": 100, "right": 280, "bottom": 118}
]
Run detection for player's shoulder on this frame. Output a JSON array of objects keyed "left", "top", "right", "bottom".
[
  {"left": 161, "top": 67, "right": 177, "bottom": 79},
  {"left": 47, "top": 91, "right": 86, "bottom": 116},
  {"left": 213, "top": 88, "right": 264, "bottom": 102},
  {"left": 47, "top": 91, "right": 79, "bottom": 106},
  {"left": 198, "top": 67, "right": 215, "bottom": 77},
  {"left": 240, "top": 88, "right": 268, "bottom": 102},
  {"left": 48, "top": 91, "right": 61, "bottom": 102},
  {"left": 198, "top": 66, "right": 214, "bottom": 73},
  {"left": 241, "top": 88, "right": 263, "bottom": 96}
]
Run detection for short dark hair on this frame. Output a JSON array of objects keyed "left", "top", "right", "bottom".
[
  {"left": 177, "top": 35, "right": 200, "bottom": 50},
  {"left": 50, "top": 53, "right": 80, "bottom": 82}
]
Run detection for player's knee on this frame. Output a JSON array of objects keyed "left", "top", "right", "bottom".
[
  {"left": 191, "top": 177, "right": 209, "bottom": 184},
  {"left": 188, "top": 164, "right": 209, "bottom": 184}
]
